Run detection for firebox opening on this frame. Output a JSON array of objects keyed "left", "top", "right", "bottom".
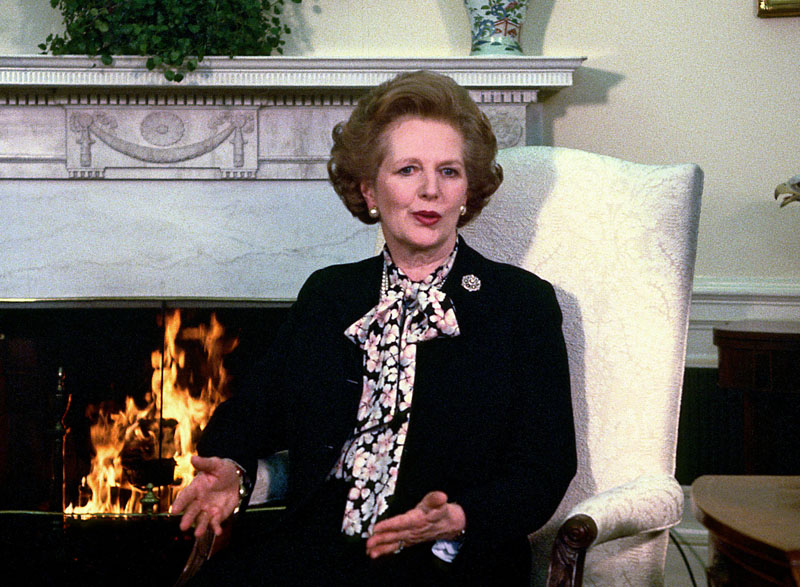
[{"left": 0, "top": 301, "right": 290, "bottom": 514}]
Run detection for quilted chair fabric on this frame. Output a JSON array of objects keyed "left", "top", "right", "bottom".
[{"left": 461, "top": 146, "right": 703, "bottom": 586}]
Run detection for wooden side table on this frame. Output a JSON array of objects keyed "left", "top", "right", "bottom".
[
  {"left": 691, "top": 475, "right": 800, "bottom": 586},
  {"left": 713, "top": 320, "right": 800, "bottom": 474}
]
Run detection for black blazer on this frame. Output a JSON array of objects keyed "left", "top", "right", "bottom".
[{"left": 199, "top": 238, "right": 576, "bottom": 579}]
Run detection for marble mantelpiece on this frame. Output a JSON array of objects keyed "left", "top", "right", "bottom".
[{"left": 0, "top": 56, "right": 583, "bottom": 300}]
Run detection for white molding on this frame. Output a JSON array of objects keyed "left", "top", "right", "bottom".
[
  {"left": 0, "top": 55, "right": 585, "bottom": 181},
  {"left": 687, "top": 276, "right": 800, "bottom": 368},
  {"left": 692, "top": 275, "right": 800, "bottom": 297},
  {"left": 0, "top": 55, "right": 585, "bottom": 90}
]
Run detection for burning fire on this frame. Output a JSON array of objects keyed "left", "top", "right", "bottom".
[{"left": 65, "top": 310, "right": 236, "bottom": 515}]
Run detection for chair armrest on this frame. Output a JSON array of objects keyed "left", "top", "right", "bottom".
[
  {"left": 248, "top": 450, "right": 289, "bottom": 506},
  {"left": 547, "top": 513, "right": 598, "bottom": 587},
  {"left": 546, "top": 474, "right": 683, "bottom": 587},
  {"left": 566, "top": 473, "right": 683, "bottom": 547},
  {"left": 174, "top": 527, "right": 219, "bottom": 587}
]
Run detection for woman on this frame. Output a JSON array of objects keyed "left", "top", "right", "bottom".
[{"left": 172, "top": 70, "right": 576, "bottom": 586}]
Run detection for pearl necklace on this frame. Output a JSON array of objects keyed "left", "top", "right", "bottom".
[{"left": 381, "top": 261, "right": 389, "bottom": 297}]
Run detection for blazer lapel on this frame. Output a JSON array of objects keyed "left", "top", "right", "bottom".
[
  {"left": 414, "top": 236, "right": 490, "bottom": 401},
  {"left": 338, "top": 253, "right": 384, "bottom": 412},
  {"left": 441, "top": 236, "right": 489, "bottom": 336}
]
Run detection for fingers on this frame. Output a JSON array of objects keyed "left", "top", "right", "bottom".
[
  {"left": 367, "top": 511, "right": 414, "bottom": 558},
  {"left": 170, "top": 482, "right": 195, "bottom": 515},
  {"left": 178, "top": 497, "right": 204, "bottom": 532},
  {"left": 190, "top": 455, "right": 218, "bottom": 475},
  {"left": 371, "top": 492, "right": 447, "bottom": 538},
  {"left": 418, "top": 491, "right": 448, "bottom": 513},
  {"left": 193, "top": 509, "right": 210, "bottom": 538},
  {"left": 196, "top": 506, "right": 228, "bottom": 538},
  {"left": 366, "top": 537, "right": 405, "bottom": 559},
  {"left": 177, "top": 497, "right": 228, "bottom": 537},
  {"left": 209, "top": 511, "right": 225, "bottom": 537},
  {"left": 171, "top": 463, "right": 240, "bottom": 535},
  {"left": 366, "top": 521, "right": 410, "bottom": 559},
  {"left": 366, "top": 492, "right": 466, "bottom": 558},
  {"left": 367, "top": 502, "right": 435, "bottom": 558},
  {"left": 181, "top": 500, "right": 227, "bottom": 538},
  {"left": 372, "top": 508, "right": 419, "bottom": 533},
  {"left": 172, "top": 469, "right": 214, "bottom": 517}
]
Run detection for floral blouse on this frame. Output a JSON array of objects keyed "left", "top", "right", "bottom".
[{"left": 331, "top": 243, "right": 460, "bottom": 539}]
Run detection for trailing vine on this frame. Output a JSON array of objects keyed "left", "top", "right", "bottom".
[{"left": 40, "top": 0, "right": 302, "bottom": 82}]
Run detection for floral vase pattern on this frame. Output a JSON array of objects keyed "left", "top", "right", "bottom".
[{"left": 464, "top": 0, "right": 530, "bottom": 55}]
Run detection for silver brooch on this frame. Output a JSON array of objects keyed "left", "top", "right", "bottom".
[{"left": 461, "top": 274, "right": 481, "bottom": 292}]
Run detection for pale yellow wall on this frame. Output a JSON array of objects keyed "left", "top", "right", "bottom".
[
  {"left": 3, "top": 0, "right": 799, "bottom": 285},
  {"left": 533, "top": 1, "right": 800, "bottom": 284},
  {"left": 1, "top": 1, "right": 62, "bottom": 52}
]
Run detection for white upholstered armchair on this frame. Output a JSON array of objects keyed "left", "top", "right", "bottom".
[
  {"left": 177, "top": 146, "right": 702, "bottom": 587},
  {"left": 462, "top": 146, "right": 703, "bottom": 586}
]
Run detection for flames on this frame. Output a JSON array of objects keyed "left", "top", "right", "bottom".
[{"left": 65, "top": 310, "right": 236, "bottom": 515}]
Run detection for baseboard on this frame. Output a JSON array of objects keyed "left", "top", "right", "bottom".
[{"left": 687, "top": 277, "right": 800, "bottom": 368}]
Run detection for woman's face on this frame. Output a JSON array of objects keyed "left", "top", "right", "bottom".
[{"left": 361, "top": 117, "right": 468, "bottom": 271}]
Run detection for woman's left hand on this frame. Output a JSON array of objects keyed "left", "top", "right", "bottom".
[{"left": 365, "top": 491, "right": 466, "bottom": 559}]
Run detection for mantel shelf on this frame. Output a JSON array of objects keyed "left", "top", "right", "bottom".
[
  {"left": 0, "top": 55, "right": 585, "bottom": 92},
  {"left": 0, "top": 54, "right": 585, "bottom": 183}
]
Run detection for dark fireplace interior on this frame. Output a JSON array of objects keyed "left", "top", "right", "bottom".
[{"left": 0, "top": 302, "right": 289, "bottom": 585}]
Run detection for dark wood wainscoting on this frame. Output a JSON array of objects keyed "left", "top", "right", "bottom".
[{"left": 676, "top": 367, "right": 800, "bottom": 484}]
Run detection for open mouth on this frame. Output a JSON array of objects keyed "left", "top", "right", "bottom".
[{"left": 412, "top": 211, "right": 441, "bottom": 226}]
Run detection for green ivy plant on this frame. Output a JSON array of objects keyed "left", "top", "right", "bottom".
[{"left": 40, "top": 0, "right": 302, "bottom": 82}]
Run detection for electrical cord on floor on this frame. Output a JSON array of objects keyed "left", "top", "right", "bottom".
[{"left": 669, "top": 529, "right": 699, "bottom": 587}]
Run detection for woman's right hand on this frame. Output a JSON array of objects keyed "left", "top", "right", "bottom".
[{"left": 171, "top": 455, "right": 242, "bottom": 538}]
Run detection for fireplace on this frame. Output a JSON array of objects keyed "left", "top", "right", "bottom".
[
  {"left": 0, "top": 302, "right": 290, "bottom": 512},
  {"left": 0, "top": 300, "right": 290, "bottom": 584},
  {"left": 0, "top": 55, "right": 582, "bottom": 585}
]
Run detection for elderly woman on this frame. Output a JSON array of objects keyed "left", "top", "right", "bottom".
[{"left": 173, "top": 70, "right": 576, "bottom": 586}]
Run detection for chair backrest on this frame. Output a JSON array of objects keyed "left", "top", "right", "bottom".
[{"left": 461, "top": 146, "right": 703, "bottom": 584}]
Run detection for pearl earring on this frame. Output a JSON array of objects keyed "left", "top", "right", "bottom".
[
  {"left": 368, "top": 207, "right": 380, "bottom": 219},
  {"left": 459, "top": 205, "right": 467, "bottom": 216}
]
